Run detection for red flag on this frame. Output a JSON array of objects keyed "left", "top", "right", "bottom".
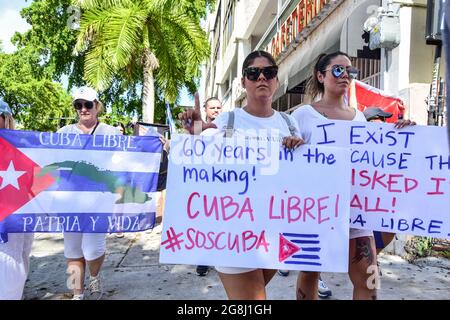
[
  {"left": 0, "top": 137, "right": 55, "bottom": 221},
  {"left": 278, "top": 234, "right": 301, "bottom": 262},
  {"left": 354, "top": 80, "right": 405, "bottom": 123}
]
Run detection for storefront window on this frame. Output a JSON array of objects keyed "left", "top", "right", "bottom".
[{"left": 223, "top": 0, "right": 235, "bottom": 53}]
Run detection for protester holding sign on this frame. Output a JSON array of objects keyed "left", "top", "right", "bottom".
[
  {"left": 58, "top": 87, "right": 121, "bottom": 300},
  {"left": 179, "top": 50, "right": 303, "bottom": 299},
  {"left": 0, "top": 100, "right": 34, "bottom": 300},
  {"left": 291, "top": 51, "right": 415, "bottom": 300}
]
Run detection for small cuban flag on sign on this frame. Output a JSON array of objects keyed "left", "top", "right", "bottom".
[{"left": 279, "top": 233, "right": 322, "bottom": 266}]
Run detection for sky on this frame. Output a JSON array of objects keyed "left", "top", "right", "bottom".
[
  {"left": 0, "top": 0, "right": 195, "bottom": 106},
  {"left": 0, "top": 0, "right": 30, "bottom": 53}
]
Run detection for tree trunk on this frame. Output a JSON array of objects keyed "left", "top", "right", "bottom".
[{"left": 142, "top": 48, "right": 159, "bottom": 124}]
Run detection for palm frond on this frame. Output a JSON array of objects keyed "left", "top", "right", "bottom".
[
  {"left": 83, "top": 37, "right": 115, "bottom": 91},
  {"left": 102, "top": 5, "right": 147, "bottom": 69}
]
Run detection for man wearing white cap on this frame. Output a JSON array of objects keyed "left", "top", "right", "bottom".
[{"left": 58, "top": 86, "right": 120, "bottom": 300}]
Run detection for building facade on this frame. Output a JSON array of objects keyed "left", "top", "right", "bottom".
[{"left": 201, "top": 0, "right": 445, "bottom": 125}]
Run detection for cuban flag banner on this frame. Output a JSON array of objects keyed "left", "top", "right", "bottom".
[
  {"left": 354, "top": 80, "right": 406, "bottom": 123},
  {"left": 0, "top": 130, "right": 162, "bottom": 234}
]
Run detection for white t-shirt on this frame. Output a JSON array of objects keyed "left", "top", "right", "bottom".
[
  {"left": 203, "top": 107, "right": 300, "bottom": 140},
  {"left": 291, "top": 104, "right": 366, "bottom": 143},
  {"left": 57, "top": 122, "right": 120, "bottom": 135}
]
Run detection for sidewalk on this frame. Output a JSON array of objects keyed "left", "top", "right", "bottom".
[{"left": 24, "top": 223, "right": 450, "bottom": 300}]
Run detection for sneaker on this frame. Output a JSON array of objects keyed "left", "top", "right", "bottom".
[
  {"left": 277, "top": 269, "right": 290, "bottom": 277},
  {"left": 318, "top": 277, "right": 332, "bottom": 298},
  {"left": 88, "top": 275, "right": 103, "bottom": 300},
  {"left": 71, "top": 293, "right": 84, "bottom": 300},
  {"left": 196, "top": 265, "right": 209, "bottom": 277}
]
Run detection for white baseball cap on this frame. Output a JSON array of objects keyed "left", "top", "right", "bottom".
[{"left": 72, "top": 86, "right": 99, "bottom": 102}]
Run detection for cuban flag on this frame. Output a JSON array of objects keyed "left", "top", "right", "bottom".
[
  {"left": 165, "top": 103, "right": 177, "bottom": 135},
  {"left": 353, "top": 80, "right": 406, "bottom": 123},
  {"left": 0, "top": 130, "right": 162, "bottom": 235},
  {"left": 279, "top": 233, "right": 322, "bottom": 266}
]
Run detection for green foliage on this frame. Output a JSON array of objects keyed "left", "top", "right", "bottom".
[
  {"left": 74, "top": 0, "right": 211, "bottom": 122},
  {"left": 406, "top": 236, "right": 435, "bottom": 258},
  {"left": 0, "top": 48, "right": 73, "bottom": 131},
  {"left": 5, "top": 0, "right": 213, "bottom": 127},
  {"left": 12, "top": 0, "right": 84, "bottom": 87}
]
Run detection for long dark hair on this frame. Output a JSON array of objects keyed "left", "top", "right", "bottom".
[
  {"left": 305, "top": 51, "right": 350, "bottom": 102},
  {"left": 242, "top": 50, "right": 277, "bottom": 76}
]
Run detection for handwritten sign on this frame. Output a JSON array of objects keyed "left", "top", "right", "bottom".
[
  {"left": 309, "top": 120, "right": 450, "bottom": 238},
  {"left": 159, "top": 134, "right": 351, "bottom": 272}
]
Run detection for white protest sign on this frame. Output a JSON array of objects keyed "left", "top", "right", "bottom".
[
  {"left": 159, "top": 134, "right": 351, "bottom": 272},
  {"left": 309, "top": 120, "right": 450, "bottom": 238}
]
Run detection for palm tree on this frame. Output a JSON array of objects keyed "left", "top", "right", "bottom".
[{"left": 74, "top": 0, "right": 210, "bottom": 123}]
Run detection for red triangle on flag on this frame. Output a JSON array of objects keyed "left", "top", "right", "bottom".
[
  {"left": 0, "top": 136, "right": 55, "bottom": 222},
  {"left": 279, "top": 234, "right": 301, "bottom": 262}
]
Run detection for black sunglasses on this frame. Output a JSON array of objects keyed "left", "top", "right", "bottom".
[
  {"left": 325, "top": 65, "right": 359, "bottom": 79},
  {"left": 244, "top": 66, "right": 278, "bottom": 81},
  {"left": 73, "top": 101, "right": 95, "bottom": 110}
]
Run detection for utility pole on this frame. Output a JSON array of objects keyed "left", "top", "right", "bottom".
[{"left": 427, "top": 45, "right": 442, "bottom": 126}]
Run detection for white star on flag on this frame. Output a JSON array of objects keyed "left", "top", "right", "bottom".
[{"left": 0, "top": 161, "right": 27, "bottom": 190}]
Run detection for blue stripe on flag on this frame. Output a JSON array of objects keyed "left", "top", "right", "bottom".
[
  {"left": 282, "top": 233, "right": 319, "bottom": 238},
  {"left": 46, "top": 170, "right": 159, "bottom": 193},
  {"left": 291, "top": 240, "right": 320, "bottom": 244},
  {"left": 284, "top": 261, "right": 322, "bottom": 266},
  {"left": 292, "top": 254, "right": 320, "bottom": 259},
  {"left": 4, "top": 212, "right": 156, "bottom": 233},
  {"left": 0, "top": 130, "right": 162, "bottom": 153},
  {"left": 283, "top": 233, "right": 322, "bottom": 266},
  {"left": 301, "top": 247, "right": 321, "bottom": 252}
]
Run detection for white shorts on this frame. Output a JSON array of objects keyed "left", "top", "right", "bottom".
[
  {"left": 215, "top": 229, "right": 374, "bottom": 275},
  {"left": 349, "top": 228, "right": 373, "bottom": 239},
  {"left": 215, "top": 266, "right": 258, "bottom": 274},
  {"left": 0, "top": 233, "right": 34, "bottom": 300},
  {"left": 64, "top": 233, "right": 106, "bottom": 261}
]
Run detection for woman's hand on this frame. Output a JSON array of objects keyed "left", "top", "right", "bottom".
[
  {"left": 282, "top": 136, "right": 305, "bottom": 150},
  {"left": 394, "top": 118, "right": 416, "bottom": 129},
  {"left": 178, "top": 92, "right": 217, "bottom": 135}
]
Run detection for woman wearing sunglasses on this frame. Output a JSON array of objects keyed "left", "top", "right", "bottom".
[
  {"left": 291, "top": 51, "right": 414, "bottom": 300},
  {"left": 180, "top": 50, "right": 303, "bottom": 299},
  {"left": 0, "top": 100, "right": 35, "bottom": 300},
  {"left": 57, "top": 86, "right": 121, "bottom": 300}
]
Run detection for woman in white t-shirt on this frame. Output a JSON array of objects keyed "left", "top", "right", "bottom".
[
  {"left": 180, "top": 50, "right": 303, "bottom": 299},
  {"left": 291, "top": 51, "right": 414, "bottom": 300}
]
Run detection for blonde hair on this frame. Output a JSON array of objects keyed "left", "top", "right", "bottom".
[
  {"left": 95, "top": 101, "right": 104, "bottom": 116},
  {"left": 1, "top": 114, "right": 15, "bottom": 130}
]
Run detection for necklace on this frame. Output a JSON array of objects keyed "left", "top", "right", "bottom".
[{"left": 320, "top": 111, "right": 328, "bottom": 118}]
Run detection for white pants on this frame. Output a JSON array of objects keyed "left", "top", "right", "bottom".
[
  {"left": 215, "top": 229, "right": 374, "bottom": 275},
  {"left": 0, "top": 233, "right": 34, "bottom": 300},
  {"left": 64, "top": 233, "right": 106, "bottom": 261}
]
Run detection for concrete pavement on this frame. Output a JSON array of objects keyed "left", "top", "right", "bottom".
[{"left": 23, "top": 223, "right": 450, "bottom": 300}]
